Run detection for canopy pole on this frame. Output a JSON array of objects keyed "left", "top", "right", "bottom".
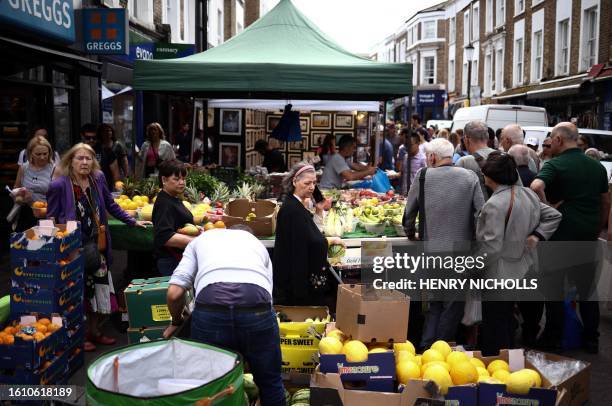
[{"left": 203, "top": 99, "right": 209, "bottom": 163}]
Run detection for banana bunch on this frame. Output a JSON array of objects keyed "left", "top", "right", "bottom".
[{"left": 357, "top": 206, "right": 384, "bottom": 225}]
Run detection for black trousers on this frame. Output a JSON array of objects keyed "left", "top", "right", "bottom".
[
  {"left": 481, "top": 301, "right": 515, "bottom": 356},
  {"left": 518, "top": 301, "right": 544, "bottom": 346}
]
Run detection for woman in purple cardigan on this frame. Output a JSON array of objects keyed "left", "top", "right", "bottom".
[{"left": 47, "top": 143, "right": 149, "bottom": 352}]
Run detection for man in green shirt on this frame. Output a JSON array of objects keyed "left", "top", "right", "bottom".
[{"left": 531, "top": 122, "right": 609, "bottom": 353}]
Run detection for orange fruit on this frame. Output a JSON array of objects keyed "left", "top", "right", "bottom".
[
  {"left": 204, "top": 222, "right": 215, "bottom": 231},
  {"left": 33, "top": 332, "right": 45, "bottom": 341},
  {"left": 213, "top": 221, "right": 226, "bottom": 228},
  {"left": 20, "top": 335, "right": 34, "bottom": 341},
  {"left": 34, "top": 324, "right": 47, "bottom": 333},
  {"left": 38, "top": 318, "right": 51, "bottom": 326},
  {"left": 55, "top": 231, "right": 64, "bottom": 238},
  {"left": 3, "top": 335, "right": 15, "bottom": 345},
  {"left": 3, "top": 327, "right": 15, "bottom": 335},
  {"left": 47, "top": 324, "right": 60, "bottom": 333},
  {"left": 44, "top": 332, "right": 51, "bottom": 338},
  {"left": 33, "top": 201, "right": 46, "bottom": 208}
]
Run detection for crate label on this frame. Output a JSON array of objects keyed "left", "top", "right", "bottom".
[{"left": 151, "top": 305, "right": 171, "bottom": 321}]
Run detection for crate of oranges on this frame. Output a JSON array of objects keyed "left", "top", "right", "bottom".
[
  {"left": 0, "top": 349, "right": 69, "bottom": 385},
  {"left": 0, "top": 314, "right": 67, "bottom": 370},
  {"left": 32, "top": 201, "right": 47, "bottom": 218},
  {"left": 10, "top": 223, "right": 81, "bottom": 262},
  {"left": 11, "top": 251, "right": 83, "bottom": 290}
]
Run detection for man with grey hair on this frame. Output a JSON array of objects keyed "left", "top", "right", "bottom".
[
  {"left": 403, "top": 138, "right": 485, "bottom": 349},
  {"left": 531, "top": 122, "right": 609, "bottom": 354},
  {"left": 456, "top": 120, "right": 497, "bottom": 197},
  {"left": 508, "top": 144, "right": 536, "bottom": 187},
  {"left": 500, "top": 124, "right": 538, "bottom": 172}
]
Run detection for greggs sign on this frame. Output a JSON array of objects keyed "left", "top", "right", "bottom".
[
  {"left": 82, "top": 8, "right": 128, "bottom": 55},
  {"left": 0, "top": 0, "right": 75, "bottom": 43}
]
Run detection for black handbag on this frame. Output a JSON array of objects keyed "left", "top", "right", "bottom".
[{"left": 82, "top": 241, "right": 102, "bottom": 274}]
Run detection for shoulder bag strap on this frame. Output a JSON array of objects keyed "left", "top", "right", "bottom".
[
  {"left": 504, "top": 186, "right": 515, "bottom": 233},
  {"left": 418, "top": 168, "right": 427, "bottom": 240}
]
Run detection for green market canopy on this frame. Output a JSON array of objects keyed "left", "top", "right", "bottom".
[{"left": 134, "top": 0, "right": 412, "bottom": 100}]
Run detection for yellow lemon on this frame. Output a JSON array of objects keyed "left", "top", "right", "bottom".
[
  {"left": 469, "top": 357, "right": 486, "bottom": 369},
  {"left": 478, "top": 376, "right": 501, "bottom": 383},
  {"left": 127, "top": 201, "right": 138, "bottom": 210},
  {"left": 519, "top": 368, "right": 542, "bottom": 387},
  {"left": 421, "top": 361, "right": 451, "bottom": 376},
  {"left": 506, "top": 371, "right": 536, "bottom": 395},
  {"left": 423, "top": 364, "right": 453, "bottom": 395},
  {"left": 476, "top": 367, "right": 490, "bottom": 377},
  {"left": 487, "top": 359, "right": 510, "bottom": 376},
  {"left": 414, "top": 355, "right": 423, "bottom": 367},
  {"left": 326, "top": 329, "right": 346, "bottom": 343},
  {"left": 140, "top": 196, "right": 149, "bottom": 203},
  {"left": 395, "top": 350, "right": 416, "bottom": 364},
  {"left": 319, "top": 337, "right": 343, "bottom": 355},
  {"left": 397, "top": 361, "right": 421, "bottom": 384},
  {"left": 369, "top": 347, "right": 388, "bottom": 353},
  {"left": 446, "top": 351, "right": 470, "bottom": 367},
  {"left": 120, "top": 194, "right": 129, "bottom": 200},
  {"left": 422, "top": 348, "right": 444, "bottom": 365},
  {"left": 342, "top": 340, "right": 369, "bottom": 363},
  {"left": 393, "top": 341, "right": 416, "bottom": 355},
  {"left": 450, "top": 361, "right": 479, "bottom": 385},
  {"left": 492, "top": 369, "right": 511, "bottom": 384},
  {"left": 430, "top": 340, "right": 452, "bottom": 359}
]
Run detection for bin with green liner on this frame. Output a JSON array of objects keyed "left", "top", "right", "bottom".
[{"left": 87, "top": 338, "right": 246, "bottom": 405}]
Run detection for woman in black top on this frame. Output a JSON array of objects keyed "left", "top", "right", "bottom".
[
  {"left": 152, "top": 160, "right": 196, "bottom": 276},
  {"left": 273, "top": 163, "right": 343, "bottom": 308}
]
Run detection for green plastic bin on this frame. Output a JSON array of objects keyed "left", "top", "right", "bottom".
[{"left": 87, "top": 338, "right": 245, "bottom": 405}]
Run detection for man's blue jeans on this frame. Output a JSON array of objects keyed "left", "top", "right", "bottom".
[{"left": 191, "top": 307, "right": 286, "bottom": 406}]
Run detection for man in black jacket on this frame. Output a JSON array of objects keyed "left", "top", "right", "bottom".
[{"left": 255, "top": 139, "right": 287, "bottom": 173}]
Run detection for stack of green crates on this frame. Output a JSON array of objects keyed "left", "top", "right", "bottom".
[{"left": 124, "top": 277, "right": 173, "bottom": 344}]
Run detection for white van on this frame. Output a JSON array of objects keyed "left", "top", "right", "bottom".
[
  {"left": 451, "top": 105, "right": 548, "bottom": 133},
  {"left": 523, "top": 126, "right": 612, "bottom": 153}
]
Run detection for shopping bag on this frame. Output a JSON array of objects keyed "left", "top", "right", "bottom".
[
  {"left": 461, "top": 291, "right": 482, "bottom": 326},
  {"left": 371, "top": 169, "right": 393, "bottom": 193}
]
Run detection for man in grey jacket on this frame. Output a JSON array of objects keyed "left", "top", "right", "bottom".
[
  {"left": 403, "top": 138, "right": 485, "bottom": 349},
  {"left": 456, "top": 121, "right": 498, "bottom": 198}
]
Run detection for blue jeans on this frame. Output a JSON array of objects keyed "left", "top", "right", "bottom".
[{"left": 191, "top": 307, "right": 286, "bottom": 406}]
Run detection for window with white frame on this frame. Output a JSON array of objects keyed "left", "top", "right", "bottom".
[
  {"left": 217, "top": 9, "right": 223, "bottom": 41},
  {"left": 557, "top": 19, "right": 569, "bottom": 75},
  {"left": 515, "top": 0, "right": 524, "bottom": 15},
  {"left": 462, "top": 62, "right": 468, "bottom": 95},
  {"left": 495, "top": 48, "right": 503, "bottom": 92},
  {"left": 496, "top": 0, "right": 505, "bottom": 27},
  {"left": 236, "top": 0, "right": 244, "bottom": 34},
  {"left": 422, "top": 56, "right": 435, "bottom": 84},
  {"left": 464, "top": 11, "right": 470, "bottom": 46},
  {"left": 449, "top": 59, "right": 456, "bottom": 91},
  {"left": 472, "top": 59, "right": 478, "bottom": 86},
  {"left": 532, "top": 30, "right": 543, "bottom": 81},
  {"left": 532, "top": 0, "right": 543, "bottom": 5},
  {"left": 514, "top": 38, "right": 523, "bottom": 85},
  {"left": 423, "top": 21, "right": 436, "bottom": 40},
  {"left": 400, "top": 39, "right": 407, "bottom": 62},
  {"left": 582, "top": 6, "right": 598, "bottom": 71},
  {"left": 161, "top": 0, "right": 168, "bottom": 24},
  {"left": 486, "top": 0, "right": 493, "bottom": 32},
  {"left": 473, "top": 6, "right": 479, "bottom": 42},
  {"left": 412, "top": 57, "right": 418, "bottom": 85},
  {"left": 485, "top": 53, "right": 492, "bottom": 95},
  {"left": 129, "top": 0, "right": 154, "bottom": 26},
  {"left": 450, "top": 17, "right": 456, "bottom": 44}
]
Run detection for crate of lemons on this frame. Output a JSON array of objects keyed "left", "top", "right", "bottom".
[
  {"left": 319, "top": 330, "right": 542, "bottom": 396},
  {"left": 113, "top": 194, "right": 150, "bottom": 218}
]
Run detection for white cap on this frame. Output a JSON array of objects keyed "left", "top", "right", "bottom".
[{"left": 525, "top": 137, "right": 538, "bottom": 146}]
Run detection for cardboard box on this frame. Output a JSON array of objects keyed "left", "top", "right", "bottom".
[
  {"left": 319, "top": 351, "right": 396, "bottom": 392},
  {"left": 10, "top": 225, "right": 81, "bottom": 262},
  {"left": 310, "top": 371, "right": 437, "bottom": 406},
  {"left": 10, "top": 277, "right": 83, "bottom": 315},
  {"left": 276, "top": 305, "right": 329, "bottom": 343},
  {"left": 280, "top": 345, "right": 318, "bottom": 374},
  {"left": 127, "top": 326, "right": 166, "bottom": 344},
  {"left": 471, "top": 349, "right": 589, "bottom": 406},
  {"left": 0, "top": 315, "right": 67, "bottom": 370},
  {"left": 222, "top": 199, "right": 278, "bottom": 236},
  {"left": 336, "top": 284, "right": 410, "bottom": 343},
  {"left": 11, "top": 254, "right": 83, "bottom": 289},
  {"left": 0, "top": 349, "right": 69, "bottom": 385},
  {"left": 124, "top": 278, "right": 171, "bottom": 328}
]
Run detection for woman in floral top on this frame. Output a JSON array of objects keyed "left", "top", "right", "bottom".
[{"left": 48, "top": 143, "right": 149, "bottom": 352}]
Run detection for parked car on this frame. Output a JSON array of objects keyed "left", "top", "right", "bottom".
[{"left": 451, "top": 105, "right": 548, "bottom": 133}]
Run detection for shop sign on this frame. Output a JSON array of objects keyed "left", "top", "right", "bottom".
[
  {"left": 416, "top": 90, "right": 446, "bottom": 107},
  {"left": 82, "top": 8, "right": 128, "bottom": 55},
  {"left": 0, "top": 0, "right": 75, "bottom": 43},
  {"left": 154, "top": 43, "right": 196, "bottom": 59}
]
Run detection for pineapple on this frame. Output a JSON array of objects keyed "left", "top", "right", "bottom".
[
  {"left": 121, "top": 177, "right": 138, "bottom": 198},
  {"left": 138, "top": 178, "right": 160, "bottom": 199},
  {"left": 183, "top": 185, "right": 201, "bottom": 204},
  {"left": 211, "top": 183, "right": 231, "bottom": 204},
  {"left": 233, "top": 182, "right": 254, "bottom": 201}
]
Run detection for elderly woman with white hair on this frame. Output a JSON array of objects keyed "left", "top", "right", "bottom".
[
  {"left": 508, "top": 144, "right": 536, "bottom": 187},
  {"left": 273, "top": 163, "right": 343, "bottom": 308}
]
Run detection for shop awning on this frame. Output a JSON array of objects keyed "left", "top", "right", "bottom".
[
  {"left": 526, "top": 76, "right": 587, "bottom": 100},
  {"left": 134, "top": 0, "right": 412, "bottom": 100},
  {"left": 207, "top": 99, "right": 379, "bottom": 111}
]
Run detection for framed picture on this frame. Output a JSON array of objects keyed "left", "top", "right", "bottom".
[
  {"left": 356, "top": 128, "right": 369, "bottom": 145},
  {"left": 219, "top": 142, "right": 241, "bottom": 167},
  {"left": 302, "top": 151, "right": 316, "bottom": 163},
  {"left": 289, "top": 136, "right": 309, "bottom": 152},
  {"left": 312, "top": 132, "right": 330, "bottom": 148},
  {"left": 356, "top": 111, "right": 368, "bottom": 127},
  {"left": 299, "top": 117, "right": 310, "bottom": 133},
  {"left": 311, "top": 112, "right": 331, "bottom": 129},
  {"left": 335, "top": 114, "right": 354, "bottom": 129},
  {"left": 245, "top": 129, "right": 254, "bottom": 150},
  {"left": 220, "top": 109, "right": 242, "bottom": 135},
  {"left": 334, "top": 131, "right": 353, "bottom": 146},
  {"left": 288, "top": 153, "right": 302, "bottom": 168},
  {"left": 267, "top": 115, "right": 282, "bottom": 132}
]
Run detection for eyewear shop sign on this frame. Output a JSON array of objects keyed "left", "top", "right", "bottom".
[
  {"left": 0, "top": 0, "right": 75, "bottom": 43},
  {"left": 82, "top": 8, "right": 128, "bottom": 55}
]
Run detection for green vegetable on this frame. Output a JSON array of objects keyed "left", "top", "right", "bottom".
[
  {"left": 186, "top": 170, "right": 222, "bottom": 197},
  {"left": 328, "top": 244, "right": 346, "bottom": 259},
  {"left": 243, "top": 373, "right": 259, "bottom": 402},
  {"left": 291, "top": 389, "right": 310, "bottom": 405}
]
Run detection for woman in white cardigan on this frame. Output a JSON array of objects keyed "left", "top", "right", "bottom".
[
  {"left": 476, "top": 151, "right": 562, "bottom": 355},
  {"left": 135, "top": 122, "right": 175, "bottom": 178}
]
